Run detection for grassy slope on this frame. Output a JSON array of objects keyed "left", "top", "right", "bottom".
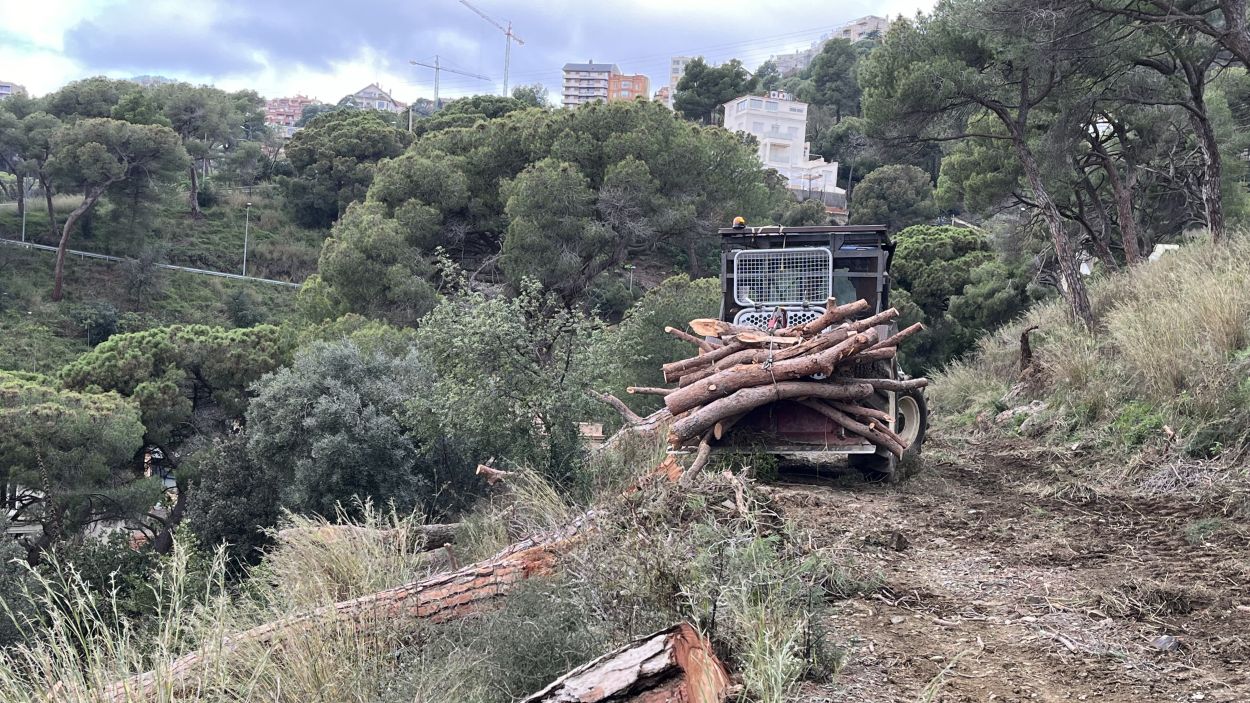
[
  {"left": 0, "top": 188, "right": 323, "bottom": 283},
  {"left": 932, "top": 233, "right": 1250, "bottom": 469},
  {"left": 0, "top": 237, "right": 300, "bottom": 375}
]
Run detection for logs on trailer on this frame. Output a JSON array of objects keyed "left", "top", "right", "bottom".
[
  {"left": 521, "top": 622, "right": 729, "bottom": 703},
  {"left": 625, "top": 298, "right": 929, "bottom": 459}
]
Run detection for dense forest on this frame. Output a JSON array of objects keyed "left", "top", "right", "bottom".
[{"left": 1, "top": 1, "right": 1249, "bottom": 700}]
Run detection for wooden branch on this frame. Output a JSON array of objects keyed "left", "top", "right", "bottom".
[
  {"left": 521, "top": 622, "right": 729, "bottom": 703},
  {"left": 588, "top": 389, "right": 643, "bottom": 425},
  {"left": 670, "top": 381, "right": 876, "bottom": 444},
  {"left": 476, "top": 464, "right": 514, "bottom": 486},
  {"left": 850, "top": 347, "right": 897, "bottom": 363},
  {"left": 729, "top": 330, "right": 803, "bottom": 346},
  {"left": 688, "top": 318, "right": 753, "bottom": 338},
  {"left": 851, "top": 377, "right": 929, "bottom": 392},
  {"left": 870, "top": 322, "right": 925, "bottom": 350},
  {"left": 846, "top": 307, "right": 901, "bottom": 333},
  {"left": 782, "top": 298, "right": 870, "bottom": 337},
  {"left": 682, "top": 431, "right": 715, "bottom": 485},
  {"left": 661, "top": 341, "right": 747, "bottom": 383},
  {"left": 664, "top": 326, "right": 713, "bottom": 353},
  {"left": 664, "top": 330, "right": 879, "bottom": 416},
  {"left": 1020, "top": 324, "right": 1041, "bottom": 373},
  {"left": 626, "top": 386, "right": 674, "bottom": 396},
  {"left": 799, "top": 400, "right": 903, "bottom": 458},
  {"left": 713, "top": 412, "right": 747, "bottom": 441},
  {"left": 829, "top": 402, "right": 892, "bottom": 424}
]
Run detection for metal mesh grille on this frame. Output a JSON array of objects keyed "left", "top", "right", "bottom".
[
  {"left": 733, "top": 248, "right": 832, "bottom": 306},
  {"left": 734, "top": 307, "right": 825, "bottom": 330}
]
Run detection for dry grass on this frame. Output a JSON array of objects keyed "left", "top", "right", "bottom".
[
  {"left": 0, "top": 194, "right": 80, "bottom": 216},
  {"left": 933, "top": 232, "right": 1250, "bottom": 460}
]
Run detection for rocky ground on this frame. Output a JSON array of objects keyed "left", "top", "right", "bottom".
[{"left": 765, "top": 437, "right": 1250, "bottom": 703}]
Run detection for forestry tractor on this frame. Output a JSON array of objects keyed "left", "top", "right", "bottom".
[{"left": 712, "top": 222, "right": 928, "bottom": 480}]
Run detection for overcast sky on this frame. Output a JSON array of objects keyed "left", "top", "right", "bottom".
[{"left": 1, "top": 0, "right": 936, "bottom": 103}]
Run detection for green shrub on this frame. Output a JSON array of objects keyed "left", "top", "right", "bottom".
[{"left": 1111, "top": 401, "right": 1165, "bottom": 448}]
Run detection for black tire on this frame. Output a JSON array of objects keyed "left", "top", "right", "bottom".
[{"left": 850, "top": 390, "right": 928, "bottom": 482}]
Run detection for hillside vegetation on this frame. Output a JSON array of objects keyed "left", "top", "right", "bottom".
[{"left": 935, "top": 233, "right": 1250, "bottom": 472}]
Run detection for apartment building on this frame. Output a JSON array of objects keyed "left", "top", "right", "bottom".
[
  {"left": 722, "top": 91, "right": 841, "bottom": 195},
  {"left": 0, "top": 80, "right": 26, "bottom": 100},
  {"left": 265, "top": 95, "right": 319, "bottom": 127},
  {"left": 562, "top": 61, "right": 615, "bottom": 107},
  {"left": 609, "top": 72, "right": 650, "bottom": 101},
  {"left": 562, "top": 61, "right": 650, "bottom": 107},
  {"left": 653, "top": 86, "right": 671, "bottom": 107}
]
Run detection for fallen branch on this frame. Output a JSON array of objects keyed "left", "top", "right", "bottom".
[
  {"left": 661, "top": 341, "right": 747, "bottom": 383},
  {"left": 626, "top": 386, "right": 673, "bottom": 397},
  {"left": 781, "top": 298, "right": 870, "bottom": 336},
  {"left": 476, "top": 464, "right": 514, "bottom": 486},
  {"left": 682, "top": 431, "right": 715, "bottom": 485},
  {"left": 665, "top": 326, "right": 713, "bottom": 353},
  {"left": 521, "top": 622, "right": 729, "bottom": 703},
  {"left": 799, "top": 400, "right": 904, "bottom": 457},
  {"left": 588, "top": 389, "right": 643, "bottom": 425},
  {"left": 870, "top": 322, "right": 925, "bottom": 350}
]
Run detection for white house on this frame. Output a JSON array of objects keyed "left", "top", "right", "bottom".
[
  {"left": 343, "top": 84, "right": 407, "bottom": 114},
  {"left": 721, "top": 91, "right": 843, "bottom": 197}
]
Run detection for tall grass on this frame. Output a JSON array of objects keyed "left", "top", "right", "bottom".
[{"left": 933, "top": 233, "right": 1250, "bottom": 457}]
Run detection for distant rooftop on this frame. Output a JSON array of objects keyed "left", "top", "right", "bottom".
[{"left": 563, "top": 62, "right": 619, "bottom": 73}]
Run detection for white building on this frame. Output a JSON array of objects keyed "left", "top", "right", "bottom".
[
  {"left": 562, "top": 61, "right": 615, "bottom": 107},
  {"left": 343, "top": 83, "right": 406, "bottom": 114},
  {"left": 722, "top": 91, "right": 842, "bottom": 196}
]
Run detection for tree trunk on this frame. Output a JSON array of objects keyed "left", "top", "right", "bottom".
[
  {"left": 187, "top": 165, "right": 203, "bottom": 218},
  {"left": 1090, "top": 135, "right": 1141, "bottom": 264},
  {"left": 521, "top": 623, "right": 729, "bottom": 703},
  {"left": 151, "top": 474, "right": 188, "bottom": 554},
  {"left": 51, "top": 188, "right": 106, "bottom": 301},
  {"left": 41, "top": 175, "right": 57, "bottom": 241},
  {"left": 1014, "top": 142, "right": 1094, "bottom": 330},
  {"left": 14, "top": 174, "right": 24, "bottom": 225},
  {"left": 1188, "top": 107, "right": 1225, "bottom": 244},
  {"left": 97, "top": 523, "right": 580, "bottom": 703}
]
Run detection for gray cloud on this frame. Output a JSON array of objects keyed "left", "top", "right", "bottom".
[{"left": 59, "top": 0, "right": 908, "bottom": 96}]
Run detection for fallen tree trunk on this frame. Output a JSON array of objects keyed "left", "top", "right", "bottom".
[
  {"left": 521, "top": 622, "right": 729, "bottom": 703},
  {"left": 95, "top": 453, "right": 697, "bottom": 703},
  {"left": 664, "top": 330, "right": 879, "bottom": 416},
  {"left": 670, "top": 381, "right": 875, "bottom": 444},
  {"left": 870, "top": 322, "right": 924, "bottom": 350},
  {"left": 96, "top": 521, "right": 582, "bottom": 703}
]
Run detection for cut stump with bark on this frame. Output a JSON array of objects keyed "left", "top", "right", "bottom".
[{"left": 521, "top": 622, "right": 729, "bottom": 703}]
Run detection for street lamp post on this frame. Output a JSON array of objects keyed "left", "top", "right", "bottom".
[{"left": 242, "top": 202, "right": 252, "bottom": 277}]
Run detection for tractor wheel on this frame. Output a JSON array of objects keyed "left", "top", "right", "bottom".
[{"left": 850, "top": 390, "right": 928, "bottom": 482}]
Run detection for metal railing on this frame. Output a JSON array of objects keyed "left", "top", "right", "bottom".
[{"left": 0, "top": 238, "right": 301, "bottom": 288}]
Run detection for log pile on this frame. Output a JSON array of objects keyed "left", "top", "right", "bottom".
[{"left": 625, "top": 297, "right": 929, "bottom": 473}]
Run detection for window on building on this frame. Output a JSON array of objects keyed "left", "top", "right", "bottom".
[
  {"left": 787, "top": 126, "right": 798, "bottom": 138},
  {"left": 765, "top": 101, "right": 778, "bottom": 111},
  {"left": 376, "top": 100, "right": 388, "bottom": 109},
  {"left": 752, "top": 121, "right": 764, "bottom": 132},
  {"left": 749, "top": 98, "right": 763, "bottom": 109},
  {"left": 736, "top": 99, "right": 747, "bottom": 113}
]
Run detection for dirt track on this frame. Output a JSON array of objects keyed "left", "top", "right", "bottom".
[{"left": 765, "top": 437, "right": 1250, "bottom": 703}]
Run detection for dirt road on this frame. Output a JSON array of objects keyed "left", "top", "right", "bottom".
[{"left": 765, "top": 437, "right": 1250, "bottom": 703}]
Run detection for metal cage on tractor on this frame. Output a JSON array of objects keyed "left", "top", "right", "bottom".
[{"left": 715, "top": 224, "right": 927, "bottom": 479}]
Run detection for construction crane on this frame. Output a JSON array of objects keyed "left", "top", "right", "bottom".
[
  {"left": 408, "top": 55, "right": 491, "bottom": 129},
  {"left": 458, "top": 0, "right": 525, "bottom": 96}
]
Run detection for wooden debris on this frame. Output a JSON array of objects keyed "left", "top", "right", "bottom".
[
  {"left": 521, "top": 622, "right": 729, "bottom": 703},
  {"left": 664, "top": 326, "right": 714, "bottom": 353}
]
